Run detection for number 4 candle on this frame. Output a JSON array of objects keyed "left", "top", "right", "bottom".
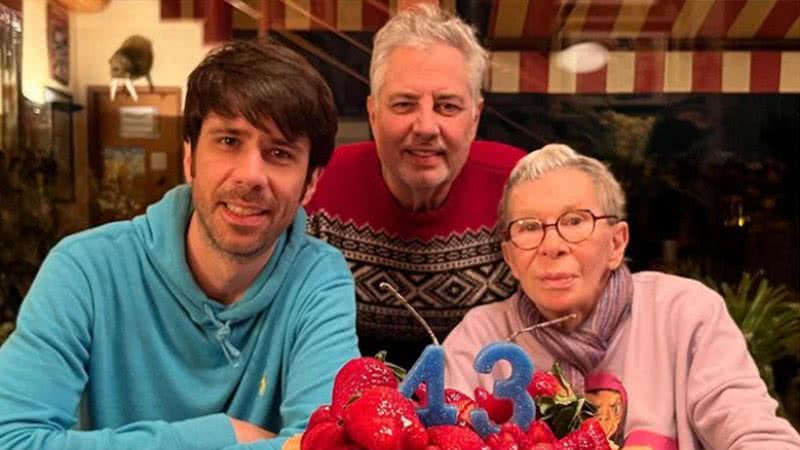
[{"left": 381, "top": 282, "right": 458, "bottom": 426}]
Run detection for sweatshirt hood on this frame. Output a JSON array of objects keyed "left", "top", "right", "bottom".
[{"left": 133, "top": 185, "right": 308, "bottom": 365}]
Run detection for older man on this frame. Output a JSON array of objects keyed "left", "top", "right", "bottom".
[{"left": 306, "top": 5, "right": 525, "bottom": 368}]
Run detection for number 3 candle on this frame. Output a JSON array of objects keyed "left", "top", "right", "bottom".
[{"left": 469, "top": 342, "right": 535, "bottom": 438}]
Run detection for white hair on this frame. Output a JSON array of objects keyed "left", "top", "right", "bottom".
[
  {"left": 498, "top": 144, "right": 627, "bottom": 227},
  {"left": 370, "top": 3, "right": 488, "bottom": 101}
]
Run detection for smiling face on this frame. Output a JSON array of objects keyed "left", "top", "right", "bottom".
[
  {"left": 367, "top": 43, "right": 482, "bottom": 209},
  {"left": 502, "top": 167, "right": 629, "bottom": 323},
  {"left": 184, "top": 112, "right": 319, "bottom": 262}
]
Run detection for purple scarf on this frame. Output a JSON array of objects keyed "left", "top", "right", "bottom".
[{"left": 517, "top": 265, "right": 633, "bottom": 393}]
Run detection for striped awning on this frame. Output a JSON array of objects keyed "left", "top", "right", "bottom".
[
  {"left": 0, "top": 0, "right": 20, "bottom": 11},
  {"left": 488, "top": 50, "right": 800, "bottom": 93},
  {"left": 232, "top": 0, "right": 456, "bottom": 31},
  {"left": 490, "top": 0, "right": 800, "bottom": 41}
]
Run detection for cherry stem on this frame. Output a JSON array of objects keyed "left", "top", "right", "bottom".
[
  {"left": 379, "top": 282, "right": 439, "bottom": 346},
  {"left": 506, "top": 313, "right": 578, "bottom": 342}
]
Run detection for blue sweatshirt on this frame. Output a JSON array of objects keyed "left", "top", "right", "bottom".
[{"left": 0, "top": 185, "right": 359, "bottom": 450}]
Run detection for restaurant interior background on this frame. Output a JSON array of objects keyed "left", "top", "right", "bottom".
[{"left": 1, "top": 0, "right": 798, "bottom": 426}]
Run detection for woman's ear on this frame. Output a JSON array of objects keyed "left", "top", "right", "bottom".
[
  {"left": 607, "top": 221, "right": 630, "bottom": 270},
  {"left": 501, "top": 241, "right": 522, "bottom": 281}
]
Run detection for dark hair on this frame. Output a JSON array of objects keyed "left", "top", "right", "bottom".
[{"left": 183, "top": 40, "right": 338, "bottom": 174}]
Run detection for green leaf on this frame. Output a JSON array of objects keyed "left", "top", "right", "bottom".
[
  {"left": 538, "top": 397, "right": 556, "bottom": 417},
  {"left": 550, "top": 361, "right": 577, "bottom": 402},
  {"left": 373, "top": 350, "right": 407, "bottom": 382},
  {"left": 550, "top": 404, "right": 579, "bottom": 438}
]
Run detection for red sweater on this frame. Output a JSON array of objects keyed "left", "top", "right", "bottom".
[{"left": 306, "top": 140, "right": 525, "bottom": 367}]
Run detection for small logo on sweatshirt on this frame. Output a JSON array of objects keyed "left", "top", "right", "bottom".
[{"left": 259, "top": 375, "right": 267, "bottom": 397}]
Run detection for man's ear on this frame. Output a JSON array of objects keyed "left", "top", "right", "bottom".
[
  {"left": 607, "top": 221, "right": 630, "bottom": 270},
  {"left": 469, "top": 98, "right": 484, "bottom": 141},
  {"left": 474, "top": 98, "right": 484, "bottom": 121},
  {"left": 182, "top": 141, "right": 194, "bottom": 183},
  {"left": 366, "top": 95, "right": 377, "bottom": 133},
  {"left": 301, "top": 167, "right": 323, "bottom": 206}
]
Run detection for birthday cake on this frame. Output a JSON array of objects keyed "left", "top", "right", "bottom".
[{"left": 287, "top": 345, "right": 615, "bottom": 450}]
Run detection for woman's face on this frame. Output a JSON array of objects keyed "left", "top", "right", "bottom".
[{"left": 501, "top": 167, "right": 629, "bottom": 324}]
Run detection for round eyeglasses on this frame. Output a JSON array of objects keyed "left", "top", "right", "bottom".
[{"left": 503, "top": 209, "right": 620, "bottom": 250}]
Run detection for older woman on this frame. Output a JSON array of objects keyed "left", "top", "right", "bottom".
[{"left": 443, "top": 144, "right": 800, "bottom": 449}]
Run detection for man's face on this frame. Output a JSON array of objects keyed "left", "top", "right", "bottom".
[
  {"left": 367, "top": 43, "right": 482, "bottom": 204},
  {"left": 184, "top": 112, "right": 319, "bottom": 261}
]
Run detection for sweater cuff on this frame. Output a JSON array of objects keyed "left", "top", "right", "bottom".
[{"left": 173, "top": 413, "right": 237, "bottom": 450}]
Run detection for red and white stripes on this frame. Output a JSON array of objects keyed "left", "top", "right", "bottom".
[
  {"left": 488, "top": 50, "right": 800, "bottom": 93},
  {"left": 489, "top": 0, "right": 800, "bottom": 41},
  {"left": 231, "top": 0, "right": 456, "bottom": 32}
]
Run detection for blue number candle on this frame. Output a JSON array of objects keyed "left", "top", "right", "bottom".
[
  {"left": 469, "top": 342, "right": 536, "bottom": 438},
  {"left": 398, "top": 345, "right": 457, "bottom": 427}
]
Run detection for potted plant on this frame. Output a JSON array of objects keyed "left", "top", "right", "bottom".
[
  {"left": 0, "top": 145, "right": 62, "bottom": 346},
  {"left": 709, "top": 272, "right": 800, "bottom": 418}
]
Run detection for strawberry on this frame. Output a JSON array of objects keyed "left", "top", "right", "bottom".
[
  {"left": 527, "top": 371, "right": 561, "bottom": 399},
  {"left": 307, "top": 404, "right": 335, "bottom": 431},
  {"left": 576, "top": 418, "right": 611, "bottom": 450},
  {"left": 473, "top": 387, "right": 513, "bottom": 424},
  {"left": 526, "top": 420, "right": 556, "bottom": 444},
  {"left": 445, "top": 388, "right": 477, "bottom": 427},
  {"left": 485, "top": 423, "right": 529, "bottom": 450},
  {"left": 427, "top": 425, "right": 487, "bottom": 450},
  {"left": 343, "top": 386, "right": 427, "bottom": 450},
  {"left": 553, "top": 430, "right": 593, "bottom": 450},
  {"left": 529, "top": 444, "right": 555, "bottom": 450},
  {"left": 414, "top": 385, "right": 476, "bottom": 427},
  {"left": 444, "top": 388, "right": 472, "bottom": 404},
  {"left": 414, "top": 384, "right": 428, "bottom": 407},
  {"left": 331, "top": 357, "right": 398, "bottom": 417},
  {"left": 300, "top": 420, "right": 348, "bottom": 450},
  {"left": 404, "top": 417, "right": 430, "bottom": 450},
  {"left": 554, "top": 419, "right": 610, "bottom": 450},
  {"left": 487, "top": 442, "right": 519, "bottom": 450}
]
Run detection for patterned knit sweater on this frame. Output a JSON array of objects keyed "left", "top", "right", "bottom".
[{"left": 306, "top": 140, "right": 525, "bottom": 368}]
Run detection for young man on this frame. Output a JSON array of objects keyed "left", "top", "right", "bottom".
[
  {"left": 306, "top": 5, "right": 525, "bottom": 368},
  {"left": 0, "top": 40, "right": 358, "bottom": 450}
]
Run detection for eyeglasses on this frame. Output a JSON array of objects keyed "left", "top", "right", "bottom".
[{"left": 503, "top": 209, "right": 620, "bottom": 250}]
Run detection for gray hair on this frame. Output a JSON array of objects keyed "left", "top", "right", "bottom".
[
  {"left": 370, "top": 4, "right": 488, "bottom": 101},
  {"left": 498, "top": 144, "right": 627, "bottom": 228}
]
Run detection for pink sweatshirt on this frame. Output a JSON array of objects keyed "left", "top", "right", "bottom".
[{"left": 443, "top": 271, "right": 800, "bottom": 449}]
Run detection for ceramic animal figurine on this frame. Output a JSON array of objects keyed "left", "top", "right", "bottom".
[{"left": 109, "top": 35, "right": 153, "bottom": 101}]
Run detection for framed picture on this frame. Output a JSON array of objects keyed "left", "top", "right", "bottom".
[
  {"left": 45, "top": 87, "right": 76, "bottom": 202},
  {"left": 47, "top": 0, "right": 69, "bottom": 85},
  {"left": 0, "top": 2, "right": 22, "bottom": 159}
]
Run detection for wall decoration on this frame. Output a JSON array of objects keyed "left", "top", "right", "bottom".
[
  {"left": 47, "top": 0, "right": 69, "bottom": 85},
  {"left": 97, "top": 146, "right": 146, "bottom": 219},
  {"left": 0, "top": 2, "right": 22, "bottom": 157},
  {"left": 109, "top": 35, "right": 154, "bottom": 101},
  {"left": 119, "top": 105, "right": 159, "bottom": 138},
  {"left": 22, "top": 98, "right": 51, "bottom": 155}
]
